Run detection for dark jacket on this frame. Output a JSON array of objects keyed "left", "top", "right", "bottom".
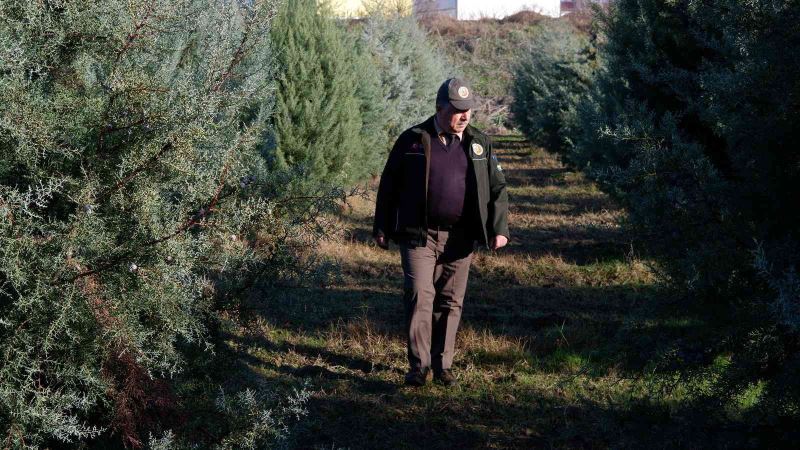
[{"left": 373, "top": 116, "right": 510, "bottom": 248}]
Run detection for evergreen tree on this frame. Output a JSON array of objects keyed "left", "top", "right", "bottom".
[
  {"left": 570, "top": 0, "right": 800, "bottom": 429},
  {"left": 269, "top": 0, "right": 366, "bottom": 186},
  {"left": 567, "top": 0, "right": 739, "bottom": 296},
  {"left": 350, "top": 30, "right": 388, "bottom": 179},
  {"left": 359, "top": 13, "right": 446, "bottom": 148},
  {"left": 0, "top": 0, "right": 311, "bottom": 446},
  {"left": 511, "top": 20, "right": 595, "bottom": 156}
]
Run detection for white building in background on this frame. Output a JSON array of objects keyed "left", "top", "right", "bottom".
[{"left": 413, "top": 0, "right": 562, "bottom": 19}]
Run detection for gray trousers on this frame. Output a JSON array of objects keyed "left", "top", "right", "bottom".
[{"left": 400, "top": 227, "right": 474, "bottom": 372}]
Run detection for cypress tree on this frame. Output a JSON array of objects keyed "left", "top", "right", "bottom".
[
  {"left": 359, "top": 13, "right": 446, "bottom": 149},
  {"left": 269, "top": 0, "right": 366, "bottom": 186},
  {"left": 350, "top": 34, "right": 389, "bottom": 179},
  {"left": 511, "top": 20, "right": 595, "bottom": 156},
  {"left": 0, "top": 0, "right": 303, "bottom": 446},
  {"left": 571, "top": 0, "right": 800, "bottom": 429}
]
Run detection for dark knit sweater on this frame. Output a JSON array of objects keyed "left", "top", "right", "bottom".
[{"left": 427, "top": 135, "right": 471, "bottom": 227}]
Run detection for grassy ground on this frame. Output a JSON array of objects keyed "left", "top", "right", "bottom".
[{"left": 219, "top": 137, "right": 739, "bottom": 449}]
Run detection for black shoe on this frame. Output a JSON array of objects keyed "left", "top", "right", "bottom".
[
  {"left": 434, "top": 369, "right": 457, "bottom": 386},
  {"left": 404, "top": 368, "right": 430, "bottom": 386}
]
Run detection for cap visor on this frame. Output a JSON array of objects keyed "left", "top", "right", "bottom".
[{"left": 449, "top": 98, "right": 475, "bottom": 111}]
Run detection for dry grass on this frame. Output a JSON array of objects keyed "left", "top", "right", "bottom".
[{"left": 218, "top": 137, "right": 733, "bottom": 448}]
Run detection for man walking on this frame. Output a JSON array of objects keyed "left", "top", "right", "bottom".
[{"left": 373, "top": 78, "right": 510, "bottom": 386}]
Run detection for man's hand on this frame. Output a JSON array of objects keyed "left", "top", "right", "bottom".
[
  {"left": 375, "top": 235, "right": 389, "bottom": 249},
  {"left": 491, "top": 235, "right": 508, "bottom": 251}
]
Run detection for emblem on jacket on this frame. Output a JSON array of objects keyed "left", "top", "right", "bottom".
[
  {"left": 458, "top": 87, "right": 469, "bottom": 98},
  {"left": 472, "top": 143, "right": 484, "bottom": 156}
]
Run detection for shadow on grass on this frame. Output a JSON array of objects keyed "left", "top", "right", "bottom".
[
  {"left": 330, "top": 212, "right": 627, "bottom": 268},
  {"left": 237, "top": 283, "right": 783, "bottom": 448},
  {"left": 244, "top": 287, "right": 402, "bottom": 332},
  {"left": 227, "top": 138, "right": 786, "bottom": 449},
  {"left": 244, "top": 282, "right": 714, "bottom": 380},
  {"left": 509, "top": 192, "right": 621, "bottom": 217},
  {"left": 228, "top": 329, "right": 404, "bottom": 378},
  {"left": 283, "top": 370, "right": 779, "bottom": 450},
  {"left": 503, "top": 227, "right": 628, "bottom": 264},
  {"left": 490, "top": 135, "right": 529, "bottom": 150},
  {"left": 504, "top": 167, "right": 573, "bottom": 188}
]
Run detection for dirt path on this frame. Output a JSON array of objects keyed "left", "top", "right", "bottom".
[{"left": 234, "top": 137, "right": 668, "bottom": 449}]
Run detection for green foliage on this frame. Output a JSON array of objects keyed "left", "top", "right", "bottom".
[
  {"left": 357, "top": 13, "right": 447, "bottom": 146},
  {"left": 269, "top": 0, "right": 369, "bottom": 187},
  {"left": 570, "top": 0, "right": 750, "bottom": 296},
  {"left": 147, "top": 383, "right": 312, "bottom": 450},
  {"left": 268, "top": 6, "right": 445, "bottom": 185},
  {"left": 0, "top": 0, "right": 320, "bottom": 446},
  {"left": 511, "top": 20, "right": 596, "bottom": 155},
  {"left": 568, "top": 0, "right": 800, "bottom": 426},
  {"left": 349, "top": 31, "right": 387, "bottom": 174},
  {"left": 574, "top": 0, "right": 800, "bottom": 301}
]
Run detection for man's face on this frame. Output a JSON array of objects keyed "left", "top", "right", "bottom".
[{"left": 436, "top": 102, "right": 471, "bottom": 134}]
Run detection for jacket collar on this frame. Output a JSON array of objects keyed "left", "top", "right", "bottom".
[
  {"left": 420, "top": 116, "right": 437, "bottom": 136},
  {"left": 464, "top": 124, "right": 480, "bottom": 142}
]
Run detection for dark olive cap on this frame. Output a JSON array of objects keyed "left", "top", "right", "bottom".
[{"left": 436, "top": 78, "right": 476, "bottom": 111}]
